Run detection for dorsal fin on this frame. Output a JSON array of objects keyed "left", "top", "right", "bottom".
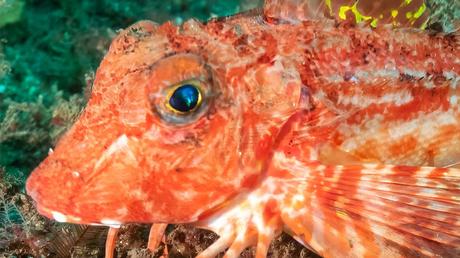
[
  {"left": 264, "top": 0, "right": 328, "bottom": 23},
  {"left": 264, "top": 0, "right": 430, "bottom": 28}
]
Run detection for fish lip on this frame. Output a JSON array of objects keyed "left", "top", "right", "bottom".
[
  {"left": 35, "top": 204, "right": 93, "bottom": 225},
  {"left": 36, "top": 205, "right": 119, "bottom": 227}
]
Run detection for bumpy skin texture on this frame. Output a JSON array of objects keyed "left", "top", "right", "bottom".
[{"left": 27, "top": 1, "right": 460, "bottom": 257}]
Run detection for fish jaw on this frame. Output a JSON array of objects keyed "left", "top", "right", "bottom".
[
  {"left": 25, "top": 132, "right": 149, "bottom": 224},
  {"left": 25, "top": 124, "right": 245, "bottom": 225}
]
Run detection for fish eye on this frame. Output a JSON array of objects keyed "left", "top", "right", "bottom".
[
  {"left": 153, "top": 78, "right": 209, "bottom": 125},
  {"left": 166, "top": 83, "right": 202, "bottom": 114},
  {"left": 147, "top": 54, "right": 213, "bottom": 125}
]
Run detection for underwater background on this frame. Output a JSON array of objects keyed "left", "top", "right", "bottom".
[{"left": 0, "top": 0, "right": 459, "bottom": 257}]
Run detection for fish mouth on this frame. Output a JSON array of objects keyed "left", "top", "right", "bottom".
[
  {"left": 36, "top": 205, "right": 83, "bottom": 224},
  {"left": 35, "top": 205, "right": 121, "bottom": 227}
]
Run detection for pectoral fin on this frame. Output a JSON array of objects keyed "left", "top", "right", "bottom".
[
  {"left": 318, "top": 143, "right": 379, "bottom": 166},
  {"left": 275, "top": 159, "right": 460, "bottom": 257}
]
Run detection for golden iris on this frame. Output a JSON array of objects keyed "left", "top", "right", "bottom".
[{"left": 166, "top": 83, "right": 202, "bottom": 114}]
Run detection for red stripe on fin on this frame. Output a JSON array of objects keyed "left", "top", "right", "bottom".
[{"left": 274, "top": 159, "right": 460, "bottom": 257}]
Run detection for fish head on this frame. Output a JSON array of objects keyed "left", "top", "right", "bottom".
[{"left": 26, "top": 18, "right": 302, "bottom": 225}]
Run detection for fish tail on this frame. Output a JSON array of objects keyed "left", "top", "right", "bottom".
[{"left": 273, "top": 156, "right": 460, "bottom": 257}]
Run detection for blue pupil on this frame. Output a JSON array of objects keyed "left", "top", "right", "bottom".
[{"left": 169, "top": 84, "right": 200, "bottom": 113}]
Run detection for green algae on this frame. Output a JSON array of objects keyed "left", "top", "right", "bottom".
[
  {"left": 0, "top": 0, "right": 25, "bottom": 28},
  {"left": 427, "top": 0, "right": 460, "bottom": 32}
]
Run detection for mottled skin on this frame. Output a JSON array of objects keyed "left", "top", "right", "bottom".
[{"left": 26, "top": 0, "right": 460, "bottom": 257}]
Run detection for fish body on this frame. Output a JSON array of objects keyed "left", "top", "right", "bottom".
[{"left": 26, "top": 0, "right": 460, "bottom": 257}]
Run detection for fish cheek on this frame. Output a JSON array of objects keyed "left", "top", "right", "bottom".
[{"left": 138, "top": 117, "right": 243, "bottom": 222}]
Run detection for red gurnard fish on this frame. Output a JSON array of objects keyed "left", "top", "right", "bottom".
[{"left": 26, "top": 0, "right": 460, "bottom": 257}]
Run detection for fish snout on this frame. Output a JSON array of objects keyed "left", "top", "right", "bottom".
[
  {"left": 26, "top": 155, "right": 86, "bottom": 222},
  {"left": 26, "top": 133, "right": 150, "bottom": 224}
]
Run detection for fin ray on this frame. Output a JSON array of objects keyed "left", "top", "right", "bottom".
[
  {"left": 274, "top": 159, "right": 460, "bottom": 257},
  {"left": 310, "top": 200, "right": 460, "bottom": 252}
]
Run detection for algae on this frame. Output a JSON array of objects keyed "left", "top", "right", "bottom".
[
  {"left": 427, "top": 0, "right": 460, "bottom": 32},
  {"left": 0, "top": 0, "right": 25, "bottom": 28}
]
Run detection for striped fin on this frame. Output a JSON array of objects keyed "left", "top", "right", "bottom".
[
  {"left": 275, "top": 159, "right": 460, "bottom": 257},
  {"left": 264, "top": 0, "right": 429, "bottom": 28}
]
